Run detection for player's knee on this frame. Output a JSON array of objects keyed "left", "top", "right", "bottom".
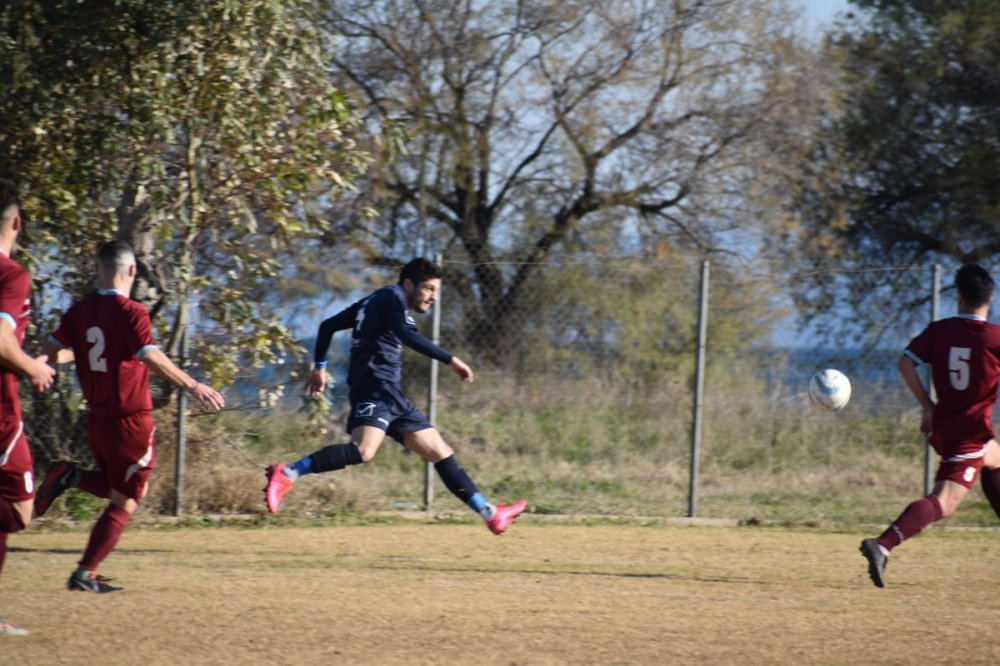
[
  {"left": 937, "top": 496, "right": 960, "bottom": 517},
  {"left": 0, "top": 500, "right": 28, "bottom": 533},
  {"left": 357, "top": 445, "right": 377, "bottom": 464}
]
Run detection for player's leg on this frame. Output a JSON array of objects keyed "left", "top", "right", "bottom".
[
  {"left": 402, "top": 427, "right": 526, "bottom": 535},
  {"left": 977, "top": 439, "right": 1000, "bottom": 520},
  {"left": 68, "top": 415, "right": 153, "bottom": 593},
  {"left": 38, "top": 419, "right": 115, "bottom": 517},
  {"left": 861, "top": 441, "right": 981, "bottom": 588},
  {"left": 35, "top": 461, "right": 111, "bottom": 516},
  {"left": 0, "top": 425, "right": 34, "bottom": 633},
  {"left": 264, "top": 426, "right": 386, "bottom": 514}
]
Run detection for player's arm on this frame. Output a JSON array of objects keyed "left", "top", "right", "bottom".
[
  {"left": 41, "top": 336, "right": 75, "bottom": 365},
  {"left": 139, "top": 347, "right": 225, "bottom": 411},
  {"left": 306, "top": 301, "right": 361, "bottom": 395},
  {"left": 390, "top": 301, "right": 473, "bottom": 383},
  {"left": 899, "top": 352, "right": 933, "bottom": 433},
  {"left": 0, "top": 320, "right": 54, "bottom": 391}
]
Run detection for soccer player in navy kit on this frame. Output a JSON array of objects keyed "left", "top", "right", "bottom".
[
  {"left": 0, "top": 180, "right": 56, "bottom": 635},
  {"left": 861, "top": 264, "right": 1000, "bottom": 587},
  {"left": 36, "top": 241, "right": 225, "bottom": 592},
  {"left": 265, "top": 258, "right": 526, "bottom": 534}
]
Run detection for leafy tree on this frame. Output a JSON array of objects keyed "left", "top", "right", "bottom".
[
  {"left": 0, "top": 0, "right": 366, "bottom": 384},
  {"left": 781, "top": 0, "right": 1000, "bottom": 341},
  {"left": 322, "top": 0, "right": 818, "bottom": 361},
  {"left": 1, "top": 0, "right": 367, "bottom": 465}
]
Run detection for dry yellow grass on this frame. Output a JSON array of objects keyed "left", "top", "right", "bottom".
[{"left": 2, "top": 521, "right": 998, "bottom": 665}]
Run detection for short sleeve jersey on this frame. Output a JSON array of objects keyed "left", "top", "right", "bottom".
[
  {"left": 51, "top": 291, "right": 157, "bottom": 418},
  {"left": 905, "top": 316, "right": 1000, "bottom": 441},
  {"left": 0, "top": 254, "right": 31, "bottom": 423}
]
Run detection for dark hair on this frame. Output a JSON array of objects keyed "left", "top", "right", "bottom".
[
  {"left": 0, "top": 178, "right": 20, "bottom": 219},
  {"left": 97, "top": 240, "right": 136, "bottom": 274},
  {"left": 955, "top": 263, "right": 995, "bottom": 308},
  {"left": 398, "top": 257, "right": 442, "bottom": 285}
]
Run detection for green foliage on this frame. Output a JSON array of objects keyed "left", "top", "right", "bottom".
[
  {"left": 0, "top": 0, "right": 366, "bottom": 386},
  {"left": 782, "top": 0, "right": 1000, "bottom": 336}
]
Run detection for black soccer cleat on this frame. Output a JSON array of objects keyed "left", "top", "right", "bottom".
[
  {"left": 67, "top": 572, "right": 123, "bottom": 594},
  {"left": 35, "top": 461, "right": 80, "bottom": 517},
  {"left": 859, "top": 538, "right": 888, "bottom": 588}
]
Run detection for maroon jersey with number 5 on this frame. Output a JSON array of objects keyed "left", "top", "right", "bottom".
[
  {"left": 904, "top": 315, "right": 1000, "bottom": 441},
  {"left": 51, "top": 291, "right": 157, "bottom": 418}
]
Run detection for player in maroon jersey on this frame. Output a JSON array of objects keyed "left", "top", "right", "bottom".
[
  {"left": 860, "top": 263, "right": 1000, "bottom": 588},
  {"left": 0, "top": 179, "right": 56, "bottom": 634},
  {"left": 36, "top": 241, "right": 224, "bottom": 593}
]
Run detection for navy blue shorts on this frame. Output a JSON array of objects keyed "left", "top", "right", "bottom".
[{"left": 346, "top": 382, "right": 432, "bottom": 443}]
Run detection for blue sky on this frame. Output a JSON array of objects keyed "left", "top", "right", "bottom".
[{"left": 800, "top": 0, "right": 852, "bottom": 26}]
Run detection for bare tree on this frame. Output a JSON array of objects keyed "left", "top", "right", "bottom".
[{"left": 325, "top": 0, "right": 814, "bottom": 359}]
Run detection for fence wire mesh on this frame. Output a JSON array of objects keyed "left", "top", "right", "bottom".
[{"left": 21, "top": 257, "right": 973, "bottom": 522}]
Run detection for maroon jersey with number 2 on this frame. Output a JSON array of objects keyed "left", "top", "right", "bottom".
[{"left": 51, "top": 291, "right": 156, "bottom": 417}]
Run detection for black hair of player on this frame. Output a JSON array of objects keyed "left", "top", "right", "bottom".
[
  {"left": 0, "top": 178, "right": 20, "bottom": 219},
  {"left": 398, "top": 257, "right": 443, "bottom": 286},
  {"left": 955, "top": 263, "right": 995, "bottom": 309},
  {"left": 97, "top": 240, "right": 136, "bottom": 273}
]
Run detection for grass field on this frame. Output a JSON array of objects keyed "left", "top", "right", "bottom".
[{"left": 2, "top": 518, "right": 999, "bottom": 665}]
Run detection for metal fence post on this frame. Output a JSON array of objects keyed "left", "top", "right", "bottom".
[
  {"left": 688, "top": 260, "right": 709, "bottom": 518},
  {"left": 424, "top": 253, "right": 443, "bottom": 511},
  {"left": 923, "top": 264, "right": 940, "bottom": 495},
  {"left": 174, "top": 324, "right": 188, "bottom": 517}
]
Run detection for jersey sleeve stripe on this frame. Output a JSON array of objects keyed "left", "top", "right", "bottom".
[
  {"left": 0, "top": 313, "right": 15, "bottom": 331},
  {"left": 48, "top": 334, "right": 66, "bottom": 349},
  {"left": 902, "top": 349, "right": 925, "bottom": 365},
  {"left": 136, "top": 344, "right": 159, "bottom": 359}
]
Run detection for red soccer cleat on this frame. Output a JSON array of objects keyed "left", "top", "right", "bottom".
[
  {"left": 486, "top": 499, "right": 527, "bottom": 535},
  {"left": 264, "top": 464, "right": 293, "bottom": 514}
]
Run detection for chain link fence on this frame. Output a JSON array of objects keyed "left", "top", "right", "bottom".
[{"left": 22, "top": 257, "right": 968, "bottom": 523}]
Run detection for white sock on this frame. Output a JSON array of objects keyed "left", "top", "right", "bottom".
[
  {"left": 479, "top": 504, "right": 496, "bottom": 520},
  {"left": 878, "top": 544, "right": 890, "bottom": 557},
  {"left": 281, "top": 466, "right": 299, "bottom": 482}
]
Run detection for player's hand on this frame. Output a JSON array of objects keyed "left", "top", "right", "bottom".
[
  {"left": 920, "top": 405, "right": 933, "bottom": 435},
  {"left": 305, "top": 368, "right": 327, "bottom": 395},
  {"left": 449, "top": 356, "right": 474, "bottom": 383},
  {"left": 186, "top": 382, "right": 225, "bottom": 411},
  {"left": 27, "top": 354, "right": 56, "bottom": 392}
]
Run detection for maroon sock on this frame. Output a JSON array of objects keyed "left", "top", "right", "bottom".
[
  {"left": 0, "top": 531, "right": 7, "bottom": 578},
  {"left": 78, "top": 470, "right": 111, "bottom": 499},
  {"left": 877, "top": 495, "right": 944, "bottom": 551},
  {"left": 78, "top": 504, "right": 131, "bottom": 572},
  {"left": 980, "top": 468, "right": 1000, "bottom": 521}
]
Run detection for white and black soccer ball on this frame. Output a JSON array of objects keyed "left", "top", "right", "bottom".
[{"left": 808, "top": 368, "right": 851, "bottom": 412}]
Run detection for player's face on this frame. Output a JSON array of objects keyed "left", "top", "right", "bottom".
[{"left": 407, "top": 278, "right": 440, "bottom": 313}]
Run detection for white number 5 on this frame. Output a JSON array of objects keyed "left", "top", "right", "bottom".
[
  {"left": 87, "top": 326, "right": 108, "bottom": 373},
  {"left": 949, "top": 346, "right": 971, "bottom": 390}
]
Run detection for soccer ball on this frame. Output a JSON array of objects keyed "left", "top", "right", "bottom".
[{"left": 808, "top": 368, "right": 851, "bottom": 412}]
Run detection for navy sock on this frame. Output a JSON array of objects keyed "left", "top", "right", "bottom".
[
  {"left": 307, "top": 443, "right": 364, "bottom": 474},
  {"left": 434, "top": 456, "right": 494, "bottom": 517}
]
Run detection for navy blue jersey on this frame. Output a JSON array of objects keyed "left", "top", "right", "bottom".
[{"left": 313, "top": 284, "right": 452, "bottom": 388}]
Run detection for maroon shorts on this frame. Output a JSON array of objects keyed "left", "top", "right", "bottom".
[
  {"left": 929, "top": 433, "right": 989, "bottom": 489},
  {"left": 0, "top": 420, "right": 34, "bottom": 502},
  {"left": 87, "top": 412, "right": 156, "bottom": 500}
]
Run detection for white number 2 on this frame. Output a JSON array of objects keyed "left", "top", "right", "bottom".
[
  {"left": 949, "top": 346, "right": 971, "bottom": 390},
  {"left": 87, "top": 326, "right": 108, "bottom": 373}
]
